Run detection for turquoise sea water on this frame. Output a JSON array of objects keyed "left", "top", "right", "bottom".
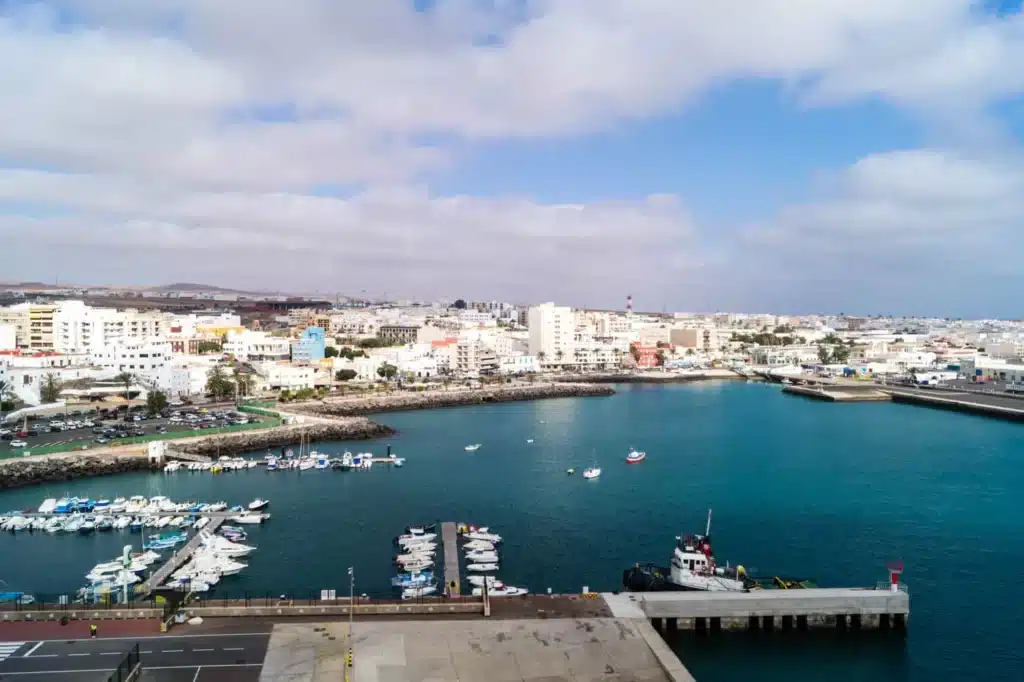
[{"left": 1, "top": 382, "right": 1022, "bottom": 681}]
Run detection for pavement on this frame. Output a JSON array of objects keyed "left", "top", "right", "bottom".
[
  {"left": 0, "top": 632, "right": 270, "bottom": 682},
  {"left": 885, "top": 386, "right": 1024, "bottom": 413}
]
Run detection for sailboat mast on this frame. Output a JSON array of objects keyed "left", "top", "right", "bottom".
[{"left": 705, "top": 508, "right": 712, "bottom": 537}]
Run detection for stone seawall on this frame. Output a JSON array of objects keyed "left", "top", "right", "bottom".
[
  {"left": 552, "top": 371, "right": 747, "bottom": 384},
  {"left": 293, "top": 383, "right": 615, "bottom": 417},
  {"left": 178, "top": 418, "right": 395, "bottom": 456},
  {"left": 0, "top": 452, "right": 152, "bottom": 490}
]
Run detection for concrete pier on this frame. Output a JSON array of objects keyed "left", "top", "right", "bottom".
[
  {"left": 441, "top": 521, "right": 460, "bottom": 596},
  {"left": 783, "top": 385, "right": 891, "bottom": 402},
  {"left": 259, "top": 618, "right": 691, "bottom": 682},
  {"left": 631, "top": 587, "right": 909, "bottom": 631},
  {"left": 136, "top": 518, "right": 225, "bottom": 598},
  {"left": 885, "top": 388, "right": 1024, "bottom": 422}
]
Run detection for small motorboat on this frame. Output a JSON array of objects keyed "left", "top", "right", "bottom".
[
  {"left": 626, "top": 448, "right": 646, "bottom": 464},
  {"left": 391, "top": 571, "right": 434, "bottom": 587},
  {"left": 230, "top": 513, "right": 268, "bottom": 525},
  {"left": 526, "top": 439, "right": 534, "bottom": 444},
  {"left": 464, "top": 444, "right": 481, "bottom": 452},
  {"left": 566, "top": 468, "right": 575, "bottom": 475},
  {"left": 401, "top": 584, "right": 437, "bottom": 600},
  {"left": 396, "top": 532, "right": 437, "bottom": 545},
  {"left": 248, "top": 499, "right": 270, "bottom": 511},
  {"left": 463, "top": 540, "right": 496, "bottom": 552},
  {"left": 467, "top": 562, "right": 499, "bottom": 572},
  {"left": 583, "top": 467, "right": 601, "bottom": 479},
  {"left": 465, "top": 551, "right": 499, "bottom": 563},
  {"left": 472, "top": 585, "right": 527, "bottom": 597}
]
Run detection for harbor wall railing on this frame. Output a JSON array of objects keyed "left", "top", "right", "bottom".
[{"left": 180, "top": 592, "right": 484, "bottom": 618}]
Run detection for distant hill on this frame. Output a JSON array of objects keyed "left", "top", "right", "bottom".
[{"left": 149, "top": 282, "right": 246, "bottom": 293}]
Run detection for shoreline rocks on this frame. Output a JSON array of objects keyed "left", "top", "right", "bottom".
[
  {"left": 292, "top": 382, "right": 615, "bottom": 417},
  {"left": 178, "top": 418, "right": 395, "bottom": 457},
  {"left": 0, "top": 453, "right": 152, "bottom": 491}
]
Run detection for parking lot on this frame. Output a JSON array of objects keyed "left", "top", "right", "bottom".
[{"left": 1, "top": 403, "right": 268, "bottom": 455}]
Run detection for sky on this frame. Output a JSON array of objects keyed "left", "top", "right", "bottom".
[{"left": 1, "top": 0, "right": 1024, "bottom": 317}]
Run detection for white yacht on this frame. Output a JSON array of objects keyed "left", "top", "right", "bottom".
[
  {"left": 464, "top": 531, "right": 501, "bottom": 544},
  {"left": 583, "top": 467, "right": 601, "bottom": 479},
  {"left": 464, "top": 551, "right": 499, "bottom": 563},
  {"left": 230, "top": 512, "right": 268, "bottom": 524},
  {"left": 467, "top": 562, "right": 499, "bottom": 572},
  {"left": 397, "top": 532, "right": 437, "bottom": 544},
  {"left": 248, "top": 499, "right": 270, "bottom": 511},
  {"left": 464, "top": 444, "right": 481, "bottom": 452},
  {"left": 200, "top": 534, "right": 256, "bottom": 557},
  {"left": 463, "top": 540, "right": 496, "bottom": 552}
]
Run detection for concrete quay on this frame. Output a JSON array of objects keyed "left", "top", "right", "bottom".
[
  {"left": 259, "top": 617, "right": 693, "bottom": 682},
  {"left": 884, "top": 387, "right": 1024, "bottom": 422},
  {"left": 623, "top": 587, "right": 909, "bottom": 632},
  {"left": 782, "top": 384, "right": 891, "bottom": 402},
  {"left": 441, "top": 521, "right": 461, "bottom": 596}
]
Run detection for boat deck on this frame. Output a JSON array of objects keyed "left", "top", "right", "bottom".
[
  {"left": 441, "top": 521, "right": 460, "bottom": 596},
  {"left": 136, "top": 517, "right": 225, "bottom": 598}
]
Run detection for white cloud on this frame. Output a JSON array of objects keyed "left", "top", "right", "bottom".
[
  {"left": 0, "top": 170, "right": 701, "bottom": 301},
  {"left": 2, "top": 0, "right": 1024, "bottom": 309}
]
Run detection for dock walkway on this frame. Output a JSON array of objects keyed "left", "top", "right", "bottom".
[
  {"left": 441, "top": 521, "right": 460, "bottom": 596},
  {"left": 136, "top": 517, "right": 225, "bottom": 598}
]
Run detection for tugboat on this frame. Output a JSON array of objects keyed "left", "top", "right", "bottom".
[{"left": 623, "top": 509, "right": 750, "bottom": 592}]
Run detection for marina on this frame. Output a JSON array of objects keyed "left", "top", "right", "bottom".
[{"left": 0, "top": 383, "right": 1020, "bottom": 682}]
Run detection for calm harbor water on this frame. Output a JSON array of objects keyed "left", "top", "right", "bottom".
[{"left": 1, "top": 381, "right": 1022, "bottom": 681}]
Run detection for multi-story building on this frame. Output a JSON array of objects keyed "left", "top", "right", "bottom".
[
  {"left": 453, "top": 339, "right": 498, "bottom": 375},
  {"left": 986, "top": 341, "right": 1024, "bottom": 361},
  {"left": 0, "top": 323, "right": 15, "bottom": 351},
  {"left": 169, "top": 358, "right": 220, "bottom": 398},
  {"left": 253, "top": 361, "right": 315, "bottom": 390},
  {"left": 223, "top": 331, "right": 291, "bottom": 362},
  {"left": 958, "top": 356, "right": 1024, "bottom": 383},
  {"left": 292, "top": 327, "right": 326, "bottom": 363},
  {"left": 0, "top": 303, "right": 58, "bottom": 351},
  {"left": 91, "top": 339, "right": 173, "bottom": 390},
  {"left": 378, "top": 324, "right": 420, "bottom": 346},
  {"left": 670, "top": 327, "right": 724, "bottom": 353},
  {"left": 527, "top": 303, "right": 574, "bottom": 366}
]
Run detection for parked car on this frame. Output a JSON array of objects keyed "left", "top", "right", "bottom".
[
  {"left": 10, "top": 440, "right": 28, "bottom": 448},
  {"left": 94, "top": 438, "right": 110, "bottom": 444}
]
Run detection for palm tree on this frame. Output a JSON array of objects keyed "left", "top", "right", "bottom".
[
  {"left": 40, "top": 374, "right": 63, "bottom": 404},
  {"left": 113, "top": 372, "right": 135, "bottom": 401},
  {"left": 555, "top": 349, "right": 564, "bottom": 364},
  {"left": 206, "top": 365, "right": 234, "bottom": 399},
  {"left": 233, "top": 368, "right": 254, "bottom": 399}
]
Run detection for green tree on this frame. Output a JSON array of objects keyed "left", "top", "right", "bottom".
[
  {"left": 453, "top": 299, "right": 467, "bottom": 309},
  {"left": 324, "top": 346, "right": 339, "bottom": 358},
  {"left": 629, "top": 346, "right": 641, "bottom": 363},
  {"left": 0, "top": 379, "right": 10, "bottom": 424},
  {"left": 205, "top": 365, "right": 234, "bottom": 399},
  {"left": 817, "top": 345, "right": 832, "bottom": 364},
  {"left": 196, "top": 340, "right": 223, "bottom": 354},
  {"left": 358, "top": 337, "right": 386, "bottom": 349},
  {"left": 832, "top": 345, "right": 852, "bottom": 364},
  {"left": 822, "top": 333, "right": 844, "bottom": 345},
  {"left": 114, "top": 372, "right": 136, "bottom": 401},
  {"left": 40, "top": 373, "right": 63, "bottom": 403},
  {"left": 377, "top": 363, "right": 398, "bottom": 380},
  {"left": 146, "top": 390, "right": 169, "bottom": 415},
  {"left": 554, "top": 349, "right": 564, "bottom": 363},
  {"left": 655, "top": 349, "right": 666, "bottom": 367},
  {"left": 685, "top": 348, "right": 695, "bottom": 356},
  {"left": 336, "top": 369, "right": 358, "bottom": 381},
  {"left": 340, "top": 347, "right": 367, "bottom": 360}
]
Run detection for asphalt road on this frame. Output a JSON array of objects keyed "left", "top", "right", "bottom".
[{"left": 0, "top": 632, "right": 269, "bottom": 681}]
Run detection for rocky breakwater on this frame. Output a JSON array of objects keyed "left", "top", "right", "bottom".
[
  {"left": 293, "top": 382, "right": 616, "bottom": 417},
  {"left": 0, "top": 451, "right": 151, "bottom": 490},
  {"left": 178, "top": 417, "right": 395, "bottom": 457}
]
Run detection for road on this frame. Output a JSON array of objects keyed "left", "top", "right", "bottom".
[{"left": 0, "top": 632, "right": 269, "bottom": 682}]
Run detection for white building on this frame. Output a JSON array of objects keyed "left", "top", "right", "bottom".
[
  {"left": 498, "top": 354, "right": 539, "bottom": 375},
  {"left": 224, "top": 330, "right": 291, "bottom": 362},
  {"left": 91, "top": 339, "right": 173, "bottom": 390},
  {"left": 751, "top": 346, "right": 821, "bottom": 366},
  {"left": 453, "top": 339, "right": 498, "bottom": 375},
  {"left": 528, "top": 303, "right": 574, "bottom": 366},
  {"left": 985, "top": 341, "right": 1024, "bottom": 361},
  {"left": 169, "top": 357, "right": 222, "bottom": 398},
  {"left": 959, "top": 356, "right": 1024, "bottom": 383},
  {"left": 0, "top": 324, "right": 15, "bottom": 351},
  {"left": 254, "top": 362, "right": 315, "bottom": 390}
]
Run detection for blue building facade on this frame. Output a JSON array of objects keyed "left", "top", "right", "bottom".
[{"left": 292, "top": 327, "right": 326, "bottom": 363}]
